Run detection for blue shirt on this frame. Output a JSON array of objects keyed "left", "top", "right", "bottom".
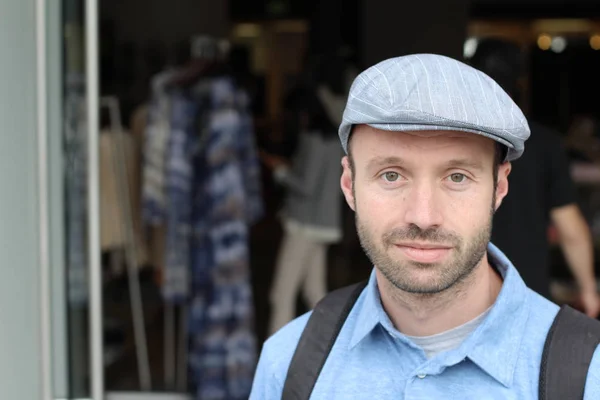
[{"left": 250, "top": 243, "right": 600, "bottom": 399}]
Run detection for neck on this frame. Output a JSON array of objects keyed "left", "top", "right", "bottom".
[{"left": 376, "top": 255, "right": 503, "bottom": 337}]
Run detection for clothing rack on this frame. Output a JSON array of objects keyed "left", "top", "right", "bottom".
[
  {"left": 101, "top": 96, "right": 152, "bottom": 391},
  {"left": 164, "top": 296, "right": 188, "bottom": 391},
  {"left": 140, "top": 33, "right": 262, "bottom": 398}
]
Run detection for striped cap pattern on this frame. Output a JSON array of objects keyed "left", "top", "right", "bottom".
[{"left": 339, "top": 54, "right": 530, "bottom": 161}]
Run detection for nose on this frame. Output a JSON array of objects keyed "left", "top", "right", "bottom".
[{"left": 402, "top": 181, "right": 443, "bottom": 230}]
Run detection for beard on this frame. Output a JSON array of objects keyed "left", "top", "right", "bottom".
[{"left": 356, "top": 212, "right": 493, "bottom": 295}]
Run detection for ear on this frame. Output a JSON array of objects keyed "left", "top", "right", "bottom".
[
  {"left": 494, "top": 162, "right": 512, "bottom": 211},
  {"left": 341, "top": 156, "right": 356, "bottom": 211}
]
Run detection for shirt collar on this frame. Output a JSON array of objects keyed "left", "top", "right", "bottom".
[
  {"left": 348, "top": 270, "right": 384, "bottom": 349},
  {"left": 465, "top": 242, "right": 529, "bottom": 387},
  {"left": 348, "top": 242, "right": 530, "bottom": 387}
]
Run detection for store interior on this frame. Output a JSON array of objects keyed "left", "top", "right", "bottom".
[{"left": 59, "top": 0, "right": 600, "bottom": 398}]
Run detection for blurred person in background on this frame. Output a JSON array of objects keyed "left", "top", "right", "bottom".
[
  {"left": 566, "top": 115, "right": 600, "bottom": 163},
  {"left": 261, "top": 54, "right": 349, "bottom": 334},
  {"left": 470, "top": 38, "right": 600, "bottom": 317}
]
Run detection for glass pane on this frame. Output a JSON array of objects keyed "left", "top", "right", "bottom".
[{"left": 63, "top": 0, "right": 92, "bottom": 397}]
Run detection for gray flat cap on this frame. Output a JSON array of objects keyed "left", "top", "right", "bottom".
[{"left": 339, "top": 54, "right": 530, "bottom": 161}]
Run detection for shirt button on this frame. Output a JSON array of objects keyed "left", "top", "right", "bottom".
[{"left": 417, "top": 373, "right": 427, "bottom": 379}]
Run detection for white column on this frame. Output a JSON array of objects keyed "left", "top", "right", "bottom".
[{"left": 0, "top": 0, "right": 44, "bottom": 398}]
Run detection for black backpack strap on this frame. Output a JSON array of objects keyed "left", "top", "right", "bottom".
[
  {"left": 539, "top": 305, "right": 600, "bottom": 400},
  {"left": 282, "top": 281, "right": 368, "bottom": 400}
]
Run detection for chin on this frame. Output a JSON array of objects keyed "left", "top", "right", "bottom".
[
  {"left": 384, "top": 264, "right": 454, "bottom": 294},
  {"left": 406, "top": 273, "right": 447, "bottom": 290},
  {"left": 396, "top": 278, "right": 454, "bottom": 294}
]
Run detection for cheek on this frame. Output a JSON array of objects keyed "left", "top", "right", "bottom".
[
  {"left": 355, "top": 183, "right": 406, "bottom": 234},
  {"left": 444, "top": 189, "right": 494, "bottom": 231}
]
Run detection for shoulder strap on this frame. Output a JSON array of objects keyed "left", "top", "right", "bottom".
[
  {"left": 539, "top": 305, "right": 600, "bottom": 400},
  {"left": 282, "top": 281, "right": 368, "bottom": 400}
]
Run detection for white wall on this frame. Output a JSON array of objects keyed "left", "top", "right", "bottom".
[{"left": 0, "top": 0, "right": 43, "bottom": 398}]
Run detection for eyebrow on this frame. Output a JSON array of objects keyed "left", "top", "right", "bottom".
[
  {"left": 366, "top": 156, "right": 484, "bottom": 172},
  {"left": 366, "top": 156, "right": 405, "bottom": 170},
  {"left": 445, "top": 159, "right": 485, "bottom": 171}
]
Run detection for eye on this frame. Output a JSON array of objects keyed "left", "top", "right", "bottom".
[
  {"left": 382, "top": 171, "right": 401, "bottom": 182},
  {"left": 448, "top": 173, "right": 468, "bottom": 183}
]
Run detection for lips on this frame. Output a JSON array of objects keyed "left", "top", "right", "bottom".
[{"left": 393, "top": 242, "right": 452, "bottom": 263}]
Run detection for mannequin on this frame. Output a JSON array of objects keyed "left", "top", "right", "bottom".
[{"left": 262, "top": 56, "right": 350, "bottom": 334}]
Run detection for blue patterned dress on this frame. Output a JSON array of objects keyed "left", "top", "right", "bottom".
[{"left": 153, "top": 76, "right": 263, "bottom": 399}]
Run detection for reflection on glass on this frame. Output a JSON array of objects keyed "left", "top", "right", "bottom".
[{"left": 63, "top": 0, "right": 90, "bottom": 397}]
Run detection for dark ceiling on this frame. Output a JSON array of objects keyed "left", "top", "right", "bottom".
[{"left": 230, "top": 0, "right": 600, "bottom": 20}]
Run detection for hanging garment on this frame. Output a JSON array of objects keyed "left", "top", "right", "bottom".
[
  {"left": 162, "top": 76, "right": 263, "bottom": 400},
  {"left": 142, "top": 70, "right": 177, "bottom": 225},
  {"left": 162, "top": 90, "right": 200, "bottom": 302},
  {"left": 132, "top": 105, "right": 168, "bottom": 275},
  {"left": 99, "top": 130, "right": 148, "bottom": 268},
  {"left": 100, "top": 130, "right": 131, "bottom": 249}
]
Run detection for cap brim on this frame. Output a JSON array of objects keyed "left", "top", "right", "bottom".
[{"left": 339, "top": 122, "right": 518, "bottom": 161}]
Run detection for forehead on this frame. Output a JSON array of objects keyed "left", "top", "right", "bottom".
[{"left": 351, "top": 124, "right": 495, "bottom": 163}]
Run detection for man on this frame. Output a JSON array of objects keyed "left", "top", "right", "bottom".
[
  {"left": 250, "top": 54, "right": 600, "bottom": 398},
  {"left": 469, "top": 38, "right": 600, "bottom": 316}
]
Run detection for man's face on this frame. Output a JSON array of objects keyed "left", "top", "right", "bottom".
[{"left": 340, "top": 125, "right": 511, "bottom": 294}]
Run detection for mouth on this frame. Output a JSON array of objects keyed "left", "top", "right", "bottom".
[{"left": 393, "top": 242, "right": 453, "bottom": 263}]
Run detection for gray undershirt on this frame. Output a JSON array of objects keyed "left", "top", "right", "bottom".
[{"left": 405, "top": 307, "right": 493, "bottom": 359}]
